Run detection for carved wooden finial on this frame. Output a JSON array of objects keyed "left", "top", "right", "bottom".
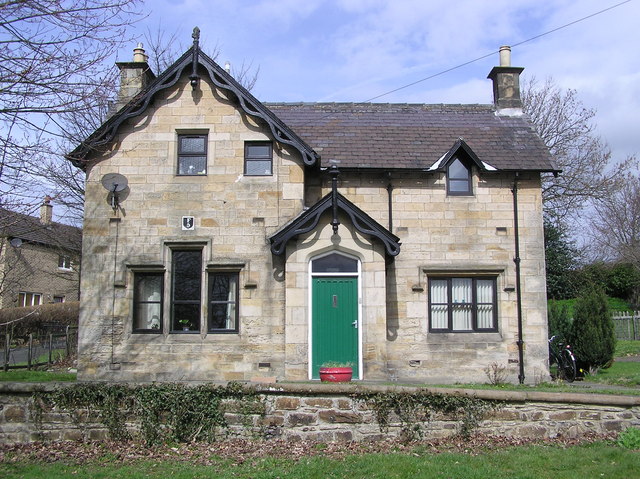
[
  {"left": 190, "top": 27, "right": 201, "bottom": 90},
  {"left": 192, "top": 26, "right": 200, "bottom": 46}
]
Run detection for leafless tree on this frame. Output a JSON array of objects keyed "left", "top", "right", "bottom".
[
  {"left": 37, "top": 26, "right": 260, "bottom": 224},
  {"left": 521, "top": 77, "right": 631, "bottom": 225},
  {"left": 590, "top": 169, "right": 640, "bottom": 267},
  {"left": 0, "top": 0, "right": 144, "bottom": 214}
]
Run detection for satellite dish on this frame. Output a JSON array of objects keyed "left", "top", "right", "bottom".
[
  {"left": 10, "top": 238, "right": 22, "bottom": 248},
  {"left": 101, "top": 173, "right": 128, "bottom": 193},
  {"left": 101, "top": 173, "right": 129, "bottom": 210}
]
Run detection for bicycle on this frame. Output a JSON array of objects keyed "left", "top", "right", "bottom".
[{"left": 548, "top": 335, "right": 577, "bottom": 382}]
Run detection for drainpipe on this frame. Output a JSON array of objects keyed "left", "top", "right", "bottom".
[
  {"left": 386, "top": 172, "right": 393, "bottom": 231},
  {"left": 512, "top": 172, "right": 525, "bottom": 384}
]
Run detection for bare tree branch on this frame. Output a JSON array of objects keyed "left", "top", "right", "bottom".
[{"left": 522, "top": 77, "right": 630, "bottom": 225}]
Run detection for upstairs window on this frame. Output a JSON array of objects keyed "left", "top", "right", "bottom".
[
  {"left": 429, "top": 277, "right": 497, "bottom": 332},
  {"left": 19, "top": 292, "right": 42, "bottom": 307},
  {"left": 177, "top": 134, "right": 207, "bottom": 176},
  {"left": 58, "top": 255, "right": 72, "bottom": 270},
  {"left": 244, "top": 141, "right": 272, "bottom": 176},
  {"left": 447, "top": 157, "right": 472, "bottom": 195}
]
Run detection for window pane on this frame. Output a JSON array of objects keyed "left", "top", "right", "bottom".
[
  {"left": 210, "top": 274, "right": 230, "bottom": 301},
  {"left": 476, "top": 279, "right": 495, "bottom": 329},
  {"left": 452, "top": 303, "right": 472, "bottom": 330},
  {"left": 136, "top": 275, "right": 162, "bottom": 301},
  {"left": 135, "top": 303, "right": 162, "bottom": 330},
  {"left": 133, "top": 274, "right": 163, "bottom": 331},
  {"left": 246, "top": 144, "right": 271, "bottom": 158},
  {"left": 448, "top": 158, "right": 468, "bottom": 179},
  {"left": 430, "top": 280, "right": 448, "bottom": 329},
  {"left": 208, "top": 272, "right": 238, "bottom": 332},
  {"left": 173, "top": 303, "right": 200, "bottom": 331},
  {"left": 180, "top": 136, "right": 205, "bottom": 153},
  {"left": 312, "top": 253, "right": 358, "bottom": 273},
  {"left": 451, "top": 278, "right": 472, "bottom": 330},
  {"left": 452, "top": 278, "right": 472, "bottom": 303},
  {"left": 449, "top": 179, "right": 470, "bottom": 192},
  {"left": 245, "top": 160, "right": 272, "bottom": 175},
  {"left": 173, "top": 251, "right": 201, "bottom": 301},
  {"left": 209, "top": 303, "right": 237, "bottom": 330},
  {"left": 178, "top": 156, "right": 207, "bottom": 175}
]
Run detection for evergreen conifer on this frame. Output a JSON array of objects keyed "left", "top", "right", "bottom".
[{"left": 570, "top": 287, "right": 616, "bottom": 370}]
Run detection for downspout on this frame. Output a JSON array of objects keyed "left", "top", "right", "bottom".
[
  {"left": 511, "top": 172, "right": 525, "bottom": 384},
  {"left": 386, "top": 172, "right": 393, "bottom": 231}
]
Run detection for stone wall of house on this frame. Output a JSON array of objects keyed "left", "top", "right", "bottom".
[
  {"left": 0, "top": 240, "right": 80, "bottom": 309},
  {"left": 78, "top": 75, "right": 306, "bottom": 381},
  {"left": 1, "top": 383, "right": 638, "bottom": 445},
  {"left": 301, "top": 170, "right": 548, "bottom": 384},
  {"left": 77, "top": 68, "right": 548, "bottom": 384}
]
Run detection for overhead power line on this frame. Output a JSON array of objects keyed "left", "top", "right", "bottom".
[{"left": 361, "top": 0, "right": 632, "bottom": 103}]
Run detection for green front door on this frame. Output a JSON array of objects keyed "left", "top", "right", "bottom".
[{"left": 311, "top": 276, "right": 359, "bottom": 379}]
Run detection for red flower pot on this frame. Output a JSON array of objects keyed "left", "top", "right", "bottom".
[{"left": 319, "top": 367, "right": 353, "bottom": 382}]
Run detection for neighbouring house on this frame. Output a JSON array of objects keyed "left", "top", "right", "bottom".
[
  {"left": 67, "top": 32, "right": 556, "bottom": 384},
  {"left": 0, "top": 199, "right": 82, "bottom": 309}
]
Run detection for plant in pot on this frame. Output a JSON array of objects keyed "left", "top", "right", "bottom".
[
  {"left": 178, "top": 319, "right": 190, "bottom": 331},
  {"left": 319, "top": 361, "right": 353, "bottom": 382}
]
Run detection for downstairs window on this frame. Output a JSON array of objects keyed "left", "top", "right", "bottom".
[{"left": 429, "top": 277, "right": 497, "bottom": 332}]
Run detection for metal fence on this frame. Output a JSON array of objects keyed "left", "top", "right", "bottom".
[
  {"left": 1, "top": 325, "right": 78, "bottom": 371},
  {"left": 612, "top": 311, "right": 640, "bottom": 341}
]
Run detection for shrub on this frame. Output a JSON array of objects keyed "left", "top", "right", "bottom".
[
  {"left": 0, "top": 302, "right": 79, "bottom": 340},
  {"left": 547, "top": 300, "right": 572, "bottom": 343},
  {"left": 569, "top": 287, "right": 616, "bottom": 371}
]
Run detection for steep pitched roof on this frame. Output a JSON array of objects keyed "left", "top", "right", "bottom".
[
  {"left": 0, "top": 208, "right": 82, "bottom": 252},
  {"left": 266, "top": 103, "right": 556, "bottom": 172},
  {"left": 66, "top": 46, "right": 319, "bottom": 169}
]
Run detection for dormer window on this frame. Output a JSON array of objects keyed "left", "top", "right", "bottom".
[{"left": 447, "top": 157, "right": 472, "bottom": 195}]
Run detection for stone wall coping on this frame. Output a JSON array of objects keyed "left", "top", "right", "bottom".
[{"left": 1, "top": 381, "right": 637, "bottom": 408}]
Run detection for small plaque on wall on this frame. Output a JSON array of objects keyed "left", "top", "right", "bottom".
[{"left": 182, "top": 216, "right": 195, "bottom": 231}]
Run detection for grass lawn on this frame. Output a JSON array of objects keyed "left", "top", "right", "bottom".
[
  {"left": 586, "top": 361, "right": 640, "bottom": 387},
  {"left": 1, "top": 441, "right": 638, "bottom": 479},
  {"left": 0, "top": 370, "right": 76, "bottom": 382},
  {"left": 615, "top": 340, "right": 640, "bottom": 357}
]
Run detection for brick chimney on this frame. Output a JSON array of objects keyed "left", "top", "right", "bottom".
[
  {"left": 112, "top": 43, "right": 156, "bottom": 113},
  {"left": 487, "top": 46, "right": 524, "bottom": 115},
  {"left": 40, "top": 196, "right": 53, "bottom": 225}
]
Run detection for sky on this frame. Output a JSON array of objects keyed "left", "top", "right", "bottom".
[{"left": 125, "top": 0, "right": 639, "bottom": 162}]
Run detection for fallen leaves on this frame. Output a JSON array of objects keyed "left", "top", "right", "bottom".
[{"left": 0, "top": 432, "right": 617, "bottom": 466}]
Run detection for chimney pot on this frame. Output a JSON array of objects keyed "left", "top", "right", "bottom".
[
  {"left": 499, "top": 45, "right": 511, "bottom": 67},
  {"left": 133, "top": 43, "right": 147, "bottom": 63}
]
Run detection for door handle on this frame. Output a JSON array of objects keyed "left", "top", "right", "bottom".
[{"left": 352, "top": 320, "right": 358, "bottom": 329}]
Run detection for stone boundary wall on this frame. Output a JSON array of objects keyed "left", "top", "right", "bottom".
[{"left": 1, "top": 383, "right": 638, "bottom": 444}]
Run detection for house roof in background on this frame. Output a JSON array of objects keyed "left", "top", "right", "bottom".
[
  {"left": 267, "top": 102, "right": 556, "bottom": 172},
  {"left": 0, "top": 208, "right": 82, "bottom": 252}
]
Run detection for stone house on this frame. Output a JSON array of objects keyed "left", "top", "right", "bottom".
[
  {"left": 67, "top": 35, "right": 555, "bottom": 384},
  {"left": 0, "top": 200, "right": 81, "bottom": 309}
]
